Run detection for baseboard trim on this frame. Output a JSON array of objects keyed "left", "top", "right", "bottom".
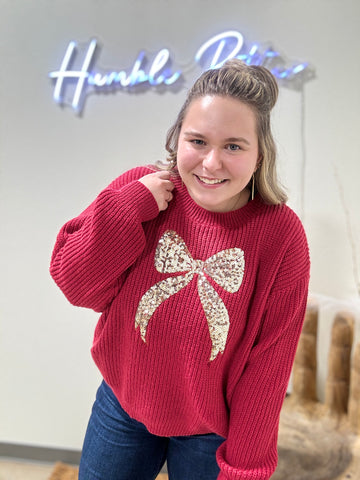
[
  {"left": 0, "top": 442, "right": 168, "bottom": 472},
  {"left": 0, "top": 442, "right": 81, "bottom": 465}
]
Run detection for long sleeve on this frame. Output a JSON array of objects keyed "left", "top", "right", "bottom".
[
  {"left": 50, "top": 167, "right": 159, "bottom": 312},
  {"left": 217, "top": 220, "right": 310, "bottom": 480}
]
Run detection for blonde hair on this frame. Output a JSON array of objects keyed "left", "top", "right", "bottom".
[{"left": 165, "top": 59, "right": 287, "bottom": 205}]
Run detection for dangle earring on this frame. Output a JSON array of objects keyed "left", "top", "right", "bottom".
[{"left": 251, "top": 174, "right": 255, "bottom": 201}]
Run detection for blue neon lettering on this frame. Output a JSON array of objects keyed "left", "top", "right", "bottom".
[
  {"left": 195, "top": 31, "right": 244, "bottom": 68},
  {"left": 51, "top": 41, "right": 76, "bottom": 102},
  {"left": 149, "top": 49, "right": 171, "bottom": 85},
  {"left": 124, "top": 52, "right": 148, "bottom": 86},
  {"left": 49, "top": 41, "right": 182, "bottom": 110},
  {"left": 88, "top": 72, "right": 108, "bottom": 87},
  {"left": 49, "top": 31, "right": 312, "bottom": 113},
  {"left": 237, "top": 45, "right": 280, "bottom": 67},
  {"left": 292, "top": 63, "right": 307, "bottom": 74},
  {"left": 49, "top": 39, "right": 97, "bottom": 111},
  {"left": 271, "top": 62, "right": 308, "bottom": 79},
  {"left": 72, "top": 39, "right": 96, "bottom": 109}
]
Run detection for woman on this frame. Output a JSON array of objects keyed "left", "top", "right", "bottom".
[{"left": 50, "top": 59, "right": 310, "bottom": 479}]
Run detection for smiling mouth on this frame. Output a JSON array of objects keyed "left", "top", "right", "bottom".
[{"left": 196, "top": 175, "right": 227, "bottom": 185}]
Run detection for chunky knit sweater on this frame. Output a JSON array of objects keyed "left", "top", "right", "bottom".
[{"left": 50, "top": 165, "right": 310, "bottom": 480}]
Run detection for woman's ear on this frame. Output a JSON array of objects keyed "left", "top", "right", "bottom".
[{"left": 256, "top": 154, "right": 263, "bottom": 171}]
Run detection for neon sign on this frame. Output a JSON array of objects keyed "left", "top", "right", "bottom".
[{"left": 49, "top": 30, "right": 313, "bottom": 114}]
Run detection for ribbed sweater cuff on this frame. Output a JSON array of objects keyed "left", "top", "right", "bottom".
[
  {"left": 217, "top": 443, "right": 274, "bottom": 480},
  {"left": 119, "top": 180, "right": 159, "bottom": 222}
]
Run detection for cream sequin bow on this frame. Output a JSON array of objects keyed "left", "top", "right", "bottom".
[{"left": 135, "top": 230, "right": 245, "bottom": 361}]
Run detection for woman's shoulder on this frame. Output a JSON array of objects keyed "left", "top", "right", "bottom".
[
  {"left": 255, "top": 202, "right": 310, "bottom": 287},
  {"left": 258, "top": 200, "right": 306, "bottom": 236},
  {"left": 255, "top": 201, "right": 309, "bottom": 265},
  {"left": 108, "top": 164, "right": 157, "bottom": 188}
]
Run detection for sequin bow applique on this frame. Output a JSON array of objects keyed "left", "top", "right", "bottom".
[{"left": 135, "top": 230, "right": 245, "bottom": 361}]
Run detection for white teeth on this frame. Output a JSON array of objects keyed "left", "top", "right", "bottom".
[{"left": 198, "top": 176, "right": 224, "bottom": 185}]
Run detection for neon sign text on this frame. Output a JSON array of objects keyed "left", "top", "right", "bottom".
[{"left": 49, "top": 30, "right": 312, "bottom": 113}]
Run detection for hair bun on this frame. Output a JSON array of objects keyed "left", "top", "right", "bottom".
[
  {"left": 248, "top": 65, "right": 279, "bottom": 111},
  {"left": 217, "top": 59, "right": 279, "bottom": 113}
]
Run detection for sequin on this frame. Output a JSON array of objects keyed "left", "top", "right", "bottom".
[{"left": 135, "top": 230, "right": 245, "bottom": 361}]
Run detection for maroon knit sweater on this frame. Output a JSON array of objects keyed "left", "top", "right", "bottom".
[{"left": 50, "top": 166, "right": 310, "bottom": 479}]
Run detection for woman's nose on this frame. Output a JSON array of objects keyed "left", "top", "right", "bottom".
[{"left": 203, "top": 149, "right": 222, "bottom": 171}]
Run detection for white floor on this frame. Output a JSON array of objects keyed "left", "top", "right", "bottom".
[{"left": 0, "top": 459, "right": 55, "bottom": 480}]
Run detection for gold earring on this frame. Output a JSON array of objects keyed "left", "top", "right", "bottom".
[{"left": 251, "top": 174, "right": 255, "bottom": 201}]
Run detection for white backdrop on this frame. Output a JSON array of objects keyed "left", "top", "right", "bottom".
[{"left": 1, "top": 0, "right": 359, "bottom": 450}]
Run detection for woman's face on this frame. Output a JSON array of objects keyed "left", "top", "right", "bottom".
[{"left": 177, "top": 95, "right": 259, "bottom": 212}]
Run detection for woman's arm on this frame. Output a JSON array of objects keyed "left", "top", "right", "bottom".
[
  {"left": 217, "top": 278, "right": 309, "bottom": 479},
  {"left": 217, "top": 219, "right": 310, "bottom": 480},
  {"left": 50, "top": 167, "right": 160, "bottom": 312}
]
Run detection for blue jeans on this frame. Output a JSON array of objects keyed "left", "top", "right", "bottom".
[{"left": 79, "top": 381, "right": 224, "bottom": 480}]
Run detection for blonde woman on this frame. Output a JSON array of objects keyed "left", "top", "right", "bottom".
[{"left": 50, "top": 59, "right": 310, "bottom": 480}]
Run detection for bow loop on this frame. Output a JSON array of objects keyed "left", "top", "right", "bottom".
[
  {"left": 204, "top": 249, "right": 245, "bottom": 293},
  {"left": 155, "top": 230, "right": 194, "bottom": 274}
]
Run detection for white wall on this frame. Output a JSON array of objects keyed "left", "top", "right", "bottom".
[{"left": 1, "top": 0, "right": 359, "bottom": 451}]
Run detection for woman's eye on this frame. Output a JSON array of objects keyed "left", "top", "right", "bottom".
[
  {"left": 227, "top": 144, "right": 241, "bottom": 151},
  {"left": 191, "top": 139, "right": 205, "bottom": 146}
]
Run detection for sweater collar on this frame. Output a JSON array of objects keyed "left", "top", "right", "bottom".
[{"left": 171, "top": 175, "right": 265, "bottom": 229}]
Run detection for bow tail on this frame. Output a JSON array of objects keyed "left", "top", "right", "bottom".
[
  {"left": 198, "top": 275, "right": 230, "bottom": 361},
  {"left": 135, "top": 274, "right": 193, "bottom": 341}
]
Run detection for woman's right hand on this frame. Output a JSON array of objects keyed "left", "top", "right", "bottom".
[{"left": 139, "top": 171, "right": 175, "bottom": 212}]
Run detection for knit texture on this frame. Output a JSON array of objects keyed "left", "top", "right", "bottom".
[{"left": 50, "top": 166, "right": 310, "bottom": 480}]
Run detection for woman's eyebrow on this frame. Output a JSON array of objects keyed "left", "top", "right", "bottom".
[
  {"left": 182, "top": 130, "right": 206, "bottom": 138},
  {"left": 225, "top": 136, "right": 251, "bottom": 146},
  {"left": 183, "top": 131, "right": 250, "bottom": 145}
]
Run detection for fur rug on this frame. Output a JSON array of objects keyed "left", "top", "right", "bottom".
[
  {"left": 48, "top": 462, "right": 169, "bottom": 479},
  {"left": 48, "top": 462, "right": 78, "bottom": 480}
]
